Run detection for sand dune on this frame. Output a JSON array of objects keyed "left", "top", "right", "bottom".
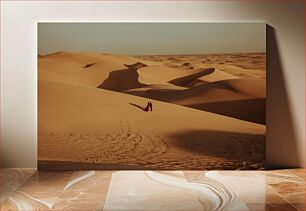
[
  {"left": 194, "top": 68, "right": 238, "bottom": 84},
  {"left": 137, "top": 65, "right": 205, "bottom": 85},
  {"left": 41, "top": 51, "right": 159, "bottom": 66},
  {"left": 199, "top": 63, "right": 265, "bottom": 79},
  {"left": 190, "top": 98, "right": 266, "bottom": 125},
  {"left": 124, "top": 78, "right": 265, "bottom": 124},
  {"left": 38, "top": 52, "right": 160, "bottom": 87},
  {"left": 38, "top": 51, "right": 266, "bottom": 170},
  {"left": 137, "top": 53, "right": 266, "bottom": 72},
  {"left": 168, "top": 68, "right": 215, "bottom": 87},
  {"left": 39, "top": 79, "right": 264, "bottom": 137},
  {"left": 171, "top": 78, "right": 266, "bottom": 102},
  {"left": 39, "top": 78, "right": 265, "bottom": 170}
]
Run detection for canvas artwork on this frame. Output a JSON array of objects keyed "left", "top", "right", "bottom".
[{"left": 38, "top": 23, "right": 266, "bottom": 170}]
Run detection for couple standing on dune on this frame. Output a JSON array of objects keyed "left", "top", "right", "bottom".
[{"left": 144, "top": 101, "right": 153, "bottom": 112}]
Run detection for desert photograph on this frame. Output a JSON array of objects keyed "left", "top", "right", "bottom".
[{"left": 38, "top": 23, "right": 266, "bottom": 170}]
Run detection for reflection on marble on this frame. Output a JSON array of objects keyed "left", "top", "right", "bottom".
[
  {"left": 0, "top": 169, "right": 35, "bottom": 203},
  {"left": 290, "top": 203, "right": 306, "bottom": 211},
  {"left": 186, "top": 171, "right": 288, "bottom": 203},
  {"left": 103, "top": 171, "right": 203, "bottom": 210},
  {"left": 0, "top": 171, "right": 73, "bottom": 210},
  {"left": 52, "top": 171, "right": 112, "bottom": 210},
  {"left": 184, "top": 171, "right": 250, "bottom": 210},
  {"left": 288, "top": 169, "right": 305, "bottom": 180},
  {"left": 0, "top": 169, "right": 304, "bottom": 210},
  {"left": 247, "top": 203, "right": 298, "bottom": 211},
  {"left": 264, "top": 169, "right": 305, "bottom": 203}
]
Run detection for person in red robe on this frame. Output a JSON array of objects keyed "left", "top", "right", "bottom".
[{"left": 144, "top": 101, "right": 153, "bottom": 112}]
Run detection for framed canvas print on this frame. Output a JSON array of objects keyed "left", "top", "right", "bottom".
[{"left": 38, "top": 23, "right": 266, "bottom": 170}]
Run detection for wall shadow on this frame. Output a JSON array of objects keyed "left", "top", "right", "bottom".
[{"left": 266, "top": 25, "right": 299, "bottom": 169}]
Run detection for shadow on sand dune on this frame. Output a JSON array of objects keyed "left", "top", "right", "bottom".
[
  {"left": 38, "top": 160, "right": 155, "bottom": 171},
  {"left": 38, "top": 129, "right": 265, "bottom": 170},
  {"left": 129, "top": 102, "right": 145, "bottom": 111},
  {"left": 187, "top": 98, "right": 266, "bottom": 124},
  {"left": 125, "top": 79, "right": 243, "bottom": 102},
  {"left": 126, "top": 81, "right": 265, "bottom": 124},
  {"left": 98, "top": 62, "right": 265, "bottom": 125},
  {"left": 168, "top": 129, "right": 266, "bottom": 169},
  {"left": 98, "top": 62, "right": 148, "bottom": 91},
  {"left": 168, "top": 68, "right": 215, "bottom": 87}
]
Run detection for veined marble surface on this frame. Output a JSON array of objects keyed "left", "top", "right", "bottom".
[
  {"left": 0, "top": 169, "right": 304, "bottom": 210},
  {"left": 0, "top": 169, "right": 35, "bottom": 204},
  {"left": 104, "top": 171, "right": 204, "bottom": 210}
]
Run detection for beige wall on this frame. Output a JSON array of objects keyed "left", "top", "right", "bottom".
[{"left": 1, "top": 1, "right": 304, "bottom": 168}]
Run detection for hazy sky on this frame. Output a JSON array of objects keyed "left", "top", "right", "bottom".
[{"left": 38, "top": 23, "right": 266, "bottom": 56}]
